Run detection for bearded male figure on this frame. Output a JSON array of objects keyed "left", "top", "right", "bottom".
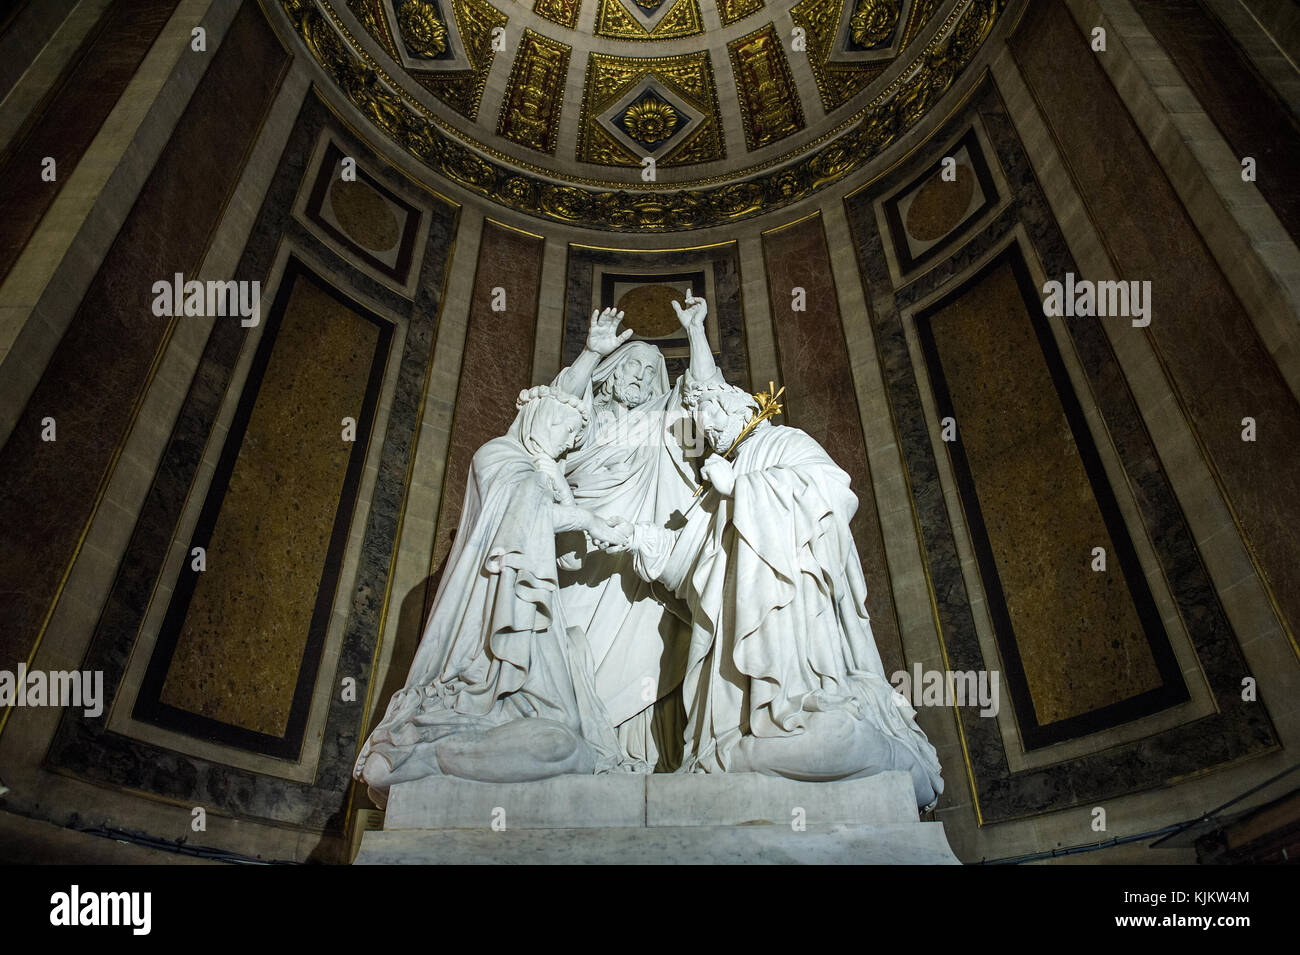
[
  {"left": 549, "top": 294, "right": 720, "bottom": 769},
  {"left": 598, "top": 372, "right": 945, "bottom": 808}
]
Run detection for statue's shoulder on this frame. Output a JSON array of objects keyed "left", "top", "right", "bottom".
[
  {"left": 762, "top": 423, "right": 822, "bottom": 454},
  {"left": 471, "top": 435, "right": 526, "bottom": 473},
  {"left": 757, "top": 425, "right": 845, "bottom": 474}
]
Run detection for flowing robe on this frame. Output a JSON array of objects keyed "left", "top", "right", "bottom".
[
  {"left": 553, "top": 349, "right": 698, "bottom": 768},
  {"left": 354, "top": 432, "right": 622, "bottom": 785},
  {"left": 631, "top": 422, "right": 944, "bottom": 802}
]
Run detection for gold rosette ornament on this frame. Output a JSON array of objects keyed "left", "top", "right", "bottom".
[
  {"left": 399, "top": 0, "right": 449, "bottom": 58},
  {"left": 624, "top": 96, "right": 679, "bottom": 145},
  {"left": 850, "top": 0, "right": 902, "bottom": 47}
]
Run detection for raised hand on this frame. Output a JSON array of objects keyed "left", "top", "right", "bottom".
[
  {"left": 671, "top": 289, "right": 707, "bottom": 332},
  {"left": 587, "top": 306, "right": 633, "bottom": 357}
]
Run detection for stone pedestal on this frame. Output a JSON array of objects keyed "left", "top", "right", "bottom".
[{"left": 354, "top": 770, "right": 960, "bottom": 864}]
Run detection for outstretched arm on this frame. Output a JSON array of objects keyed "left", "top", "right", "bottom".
[
  {"left": 593, "top": 516, "right": 708, "bottom": 594},
  {"left": 560, "top": 307, "right": 632, "bottom": 397},
  {"left": 672, "top": 291, "right": 715, "bottom": 382}
]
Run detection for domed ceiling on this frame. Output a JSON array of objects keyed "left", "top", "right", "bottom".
[{"left": 277, "top": 0, "right": 1009, "bottom": 230}]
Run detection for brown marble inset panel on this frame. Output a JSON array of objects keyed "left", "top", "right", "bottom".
[
  {"left": 761, "top": 213, "right": 903, "bottom": 676},
  {"left": 0, "top": 0, "right": 181, "bottom": 283},
  {"left": 921, "top": 253, "right": 1164, "bottom": 726},
  {"left": 431, "top": 220, "right": 543, "bottom": 570},
  {"left": 0, "top": 2, "right": 288, "bottom": 673},
  {"left": 303, "top": 140, "right": 422, "bottom": 285},
  {"left": 1012, "top": 0, "right": 1300, "bottom": 644},
  {"left": 157, "top": 271, "right": 382, "bottom": 738}
]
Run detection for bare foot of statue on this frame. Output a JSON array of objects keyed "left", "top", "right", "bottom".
[
  {"left": 434, "top": 718, "right": 597, "bottom": 782},
  {"left": 360, "top": 748, "right": 442, "bottom": 793}
]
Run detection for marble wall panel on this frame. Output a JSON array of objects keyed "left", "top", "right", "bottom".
[
  {"left": 761, "top": 213, "right": 904, "bottom": 677},
  {"left": 1011, "top": 0, "right": 1300, "bottom": 651},
  {"left": 430, "top": 221, "right": 543, "bottom": 571},
  {"left": 1132, "top": 0, "right": 1300, "bottom": 244},
  {"left": 0, "top": 0, "right": 181, "bottom": 283},
  {"left": 0, "top": 0, "right": 81, "bottom": 101},
  {"left": 302, "top": 140, "right": 423, "bottom": 286},
  {"left": 0, "top": 0, "right": 287, "bottom": 677},
  {"left": 44, "top": 90, "right": 458, "bottom": 832},
  {"left": 844, "top": 78, "right": 1277, "bottom": 822},
  {"left": 916, "top": 245, "right": 1186, "bottom": 744},
  {"left": 882, "top": 126, "right": 1000, "bottom": 277},
  {"left": 133, "top": 263, "right": 391, "bottom": 757}
]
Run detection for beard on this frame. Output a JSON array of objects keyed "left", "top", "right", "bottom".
[
  {"left": 705, "top": 418, "right": 743, "bottom": 452},
  {"left": 608, "top": 374, "right": 650, "bottom": 408}
]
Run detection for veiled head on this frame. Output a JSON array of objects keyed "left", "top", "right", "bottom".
[
  {"left": 514, "top": 386, "right": 590, "bottom": 459},
  {"left": 592, "top": 341, "right": 668, "bottom": 410}
]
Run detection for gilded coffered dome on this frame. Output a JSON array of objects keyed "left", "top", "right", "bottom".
[{"left": 277, "top": 0, "right": 1013, "bottom": 231}]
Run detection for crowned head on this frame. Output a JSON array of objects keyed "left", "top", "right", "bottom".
[
  {"left": 515, "top": 385, "right": 590, "bottom": 459},
  {"left": 683, "top": 379, "right": 758, "bottom": 453}
]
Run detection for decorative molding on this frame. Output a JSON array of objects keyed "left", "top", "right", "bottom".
[
  {"left": 412, "top": 0, "right": 506, "bottom": 120},
  {"left": 717, "top": 0, "right": 763, "bottom": 27},
  {"left": 577, "top": 51, "right": 725, "bottom": 167},
  {"left": 593, "top": 0, "right": 703, "bottom": 41},
  {"left": 533, "top": 0, "right": 581, "bottom": 29},
  {"left": 496, "top": 28, "right": 570, "bottom": 154},
  {"left": 280, "top": 0, "right": 1006, "bottom": 231},
  {"left": 792, "top": 0, "right": 890, "bottom": 112},
  {"left": 727, "top": 24, "right": 806, "bottom": 150}
]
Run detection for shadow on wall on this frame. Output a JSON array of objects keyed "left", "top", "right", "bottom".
[{"left": 354, "top": 538, "right": 454, "bottom": 811}]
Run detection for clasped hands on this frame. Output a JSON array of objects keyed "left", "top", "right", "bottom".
[
  {"left": 555, "top": 504, "right": 634, "bottom": 553},
  {"left": 556, "top": 456, "right": 734, "bottom": 557},
  {"left": 588, "top": 515, "right": 634, "bottom": 554}
]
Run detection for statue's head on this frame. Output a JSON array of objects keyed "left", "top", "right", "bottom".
[
  {"left": 593, "top": 341, "right": 667, "bottom": 410},
  {"left": 684, "top": 380, "right": 758, "bottom": 453},
  {"left": 514, "top": 385, "right": 590, "bottom": 459}
]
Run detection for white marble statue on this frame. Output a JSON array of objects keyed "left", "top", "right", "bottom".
[
  {"left": 355, "top": 290, "right": 944, "bottom": 811},
  {"left": 594, "top": 370, "right": 945, "bottom": 809},
  {"left": 354, "top": 385, "right": 630, "bottom": 799},
  {"left": 547, "top": 298, "right": 707, "bottom": 769}
]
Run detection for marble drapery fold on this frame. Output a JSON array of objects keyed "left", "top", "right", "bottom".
[
  {"left": 631, "top": 418, "right": 944, "bottom": 806},
  {"left": 355, "top": 400, "right": 623, "bottom": 795},
  {"left": 553, "top": 341, "right": 699, "bottom": 768}
]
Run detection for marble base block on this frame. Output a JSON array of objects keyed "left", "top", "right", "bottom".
[
  {"left": 383, "top": 773, "right": 646, "bottom": 830},
  {"left": 356, "top": 771, "right": 959, "bottom": 864},
  {"left": 355, "top": 822, "right": 959, "bottom": 864},
  {"left": 645, "top": 770, "right": 919, "bottom": 827}
]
